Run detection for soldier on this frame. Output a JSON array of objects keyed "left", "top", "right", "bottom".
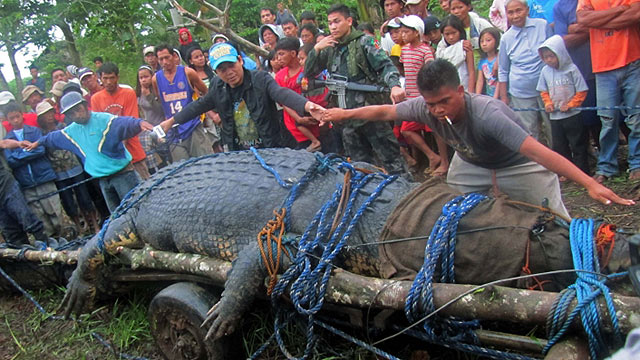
[{"left": 305, "top": 4, "right": 407, "bottom": 175}]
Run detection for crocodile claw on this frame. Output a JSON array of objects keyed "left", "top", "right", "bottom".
[
  {"left": 58, "top": 270, "right": 95, "bottom": 319},
  {"left": 202, "top": 299, "right": 240, "bottom": 340}
]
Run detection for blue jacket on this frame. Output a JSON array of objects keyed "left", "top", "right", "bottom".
[
  {"left": 38, "top": 112, "right": 142, "bottom": 178},
  {"left": 4, "top": 125, "right": 57, "bottom": 189}
]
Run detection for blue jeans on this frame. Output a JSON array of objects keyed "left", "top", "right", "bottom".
[
  {"left": 595, "top": 59, "right": 640, "bottom": 176},
  {"left": 98, "top": 170, "right": 139, "bottom": 213}
]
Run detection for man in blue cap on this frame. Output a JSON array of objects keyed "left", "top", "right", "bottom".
[
  {"left": 23, "top": 92, "right": 154, "bottom": 213},
  {"left": 160, "top": 42, "right": 324, "bottom": 151}
]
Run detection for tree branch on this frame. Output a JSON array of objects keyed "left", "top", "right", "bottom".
[
  {"left": 194, "top": 0, "right": 223, "bottom": 16},
  {"left": 171, "top": 0, "right": 268, "bottom": 57}
]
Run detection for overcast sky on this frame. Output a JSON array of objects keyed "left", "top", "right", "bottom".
[{"left": 0, "top": 44, "right": 41, "bottom": 82}]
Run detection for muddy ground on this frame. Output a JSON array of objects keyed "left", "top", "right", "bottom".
[{"left": 1, "top": 174, "right": 639, "bottom": 360}]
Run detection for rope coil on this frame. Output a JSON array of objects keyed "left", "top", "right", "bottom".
[
  {"left": 257, "top": 208, "right": 291, "bottom": 295},
  {"left": 543, "top": 218, "right": 623, "bottom": 359}
]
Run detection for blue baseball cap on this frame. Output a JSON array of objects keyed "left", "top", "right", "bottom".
[{"left": 209, "top": 43, "right": 240, "bottom": 71}]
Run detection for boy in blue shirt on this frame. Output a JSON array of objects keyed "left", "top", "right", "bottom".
[
  {"left": 24, "top": 92, "right": 154, "bottom": 212},
  {"left": 3, "top": 102, "right": 63, "bottom": 237}
]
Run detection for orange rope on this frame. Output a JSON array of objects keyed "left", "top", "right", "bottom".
[
  {"left": 595, "top": 223, "right": 616, "bottom": 270},
  {"left": 521, "top": 238, "right": 551, "bottom": 291},
  {"left": 257, "top": 208, "right": 290, "bottom": 295}
]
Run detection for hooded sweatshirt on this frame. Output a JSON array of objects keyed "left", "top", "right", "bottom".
[
  {"left": 535, "top": 35, "right": 588, "bottom": 120},
  {"left": 258, "top": 24, "right": 284, "bottom": 69},
  {"left": 178, "top": 28, "right": 201, "bottom": 61},
  {"left": 258, "top": 24, "right": 284, "bottom": 47}
]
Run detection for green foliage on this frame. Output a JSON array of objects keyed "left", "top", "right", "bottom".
[{"left": 13, "top": 0, "right": 495, "bottom": 90}]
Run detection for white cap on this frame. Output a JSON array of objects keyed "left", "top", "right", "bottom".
[
  {"left": 35, "top": 101, "right": 54, "bottom": 116},
  {"left": 383, "top": 17, "right": 402, "bottom": 33},
  {"left": 0, "top": 91, "right": 15, "bottom": 105},
  {"left": 398, "top": 15, "right": 425, "bottom": 35},
  {"left": 143, "top": 46, "right": 156, "bottom": 56},
  {"left": 405, "top": 0, "right": 423, "bottom": 5}
]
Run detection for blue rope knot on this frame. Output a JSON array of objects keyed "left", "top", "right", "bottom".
[
  {"left": 543, "top": 218, "right": 623, "bottom": 359},
  {"left": 268, "top": 164, "right": 398, "bottom": 360},
  {"left": 404, "top": 193, "right": 539, "bottom": 358}
]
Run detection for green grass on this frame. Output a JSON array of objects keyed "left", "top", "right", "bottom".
[{"left": 1, "top": 287, "right": 158, "bottom": 360}]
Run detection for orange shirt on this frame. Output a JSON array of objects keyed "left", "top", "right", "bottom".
[
  {"left": 91, "top": 87, "right": 146, "bottom": 163},
  {"left": 578, "top": 0, "right": 640, "bottom": 72}
]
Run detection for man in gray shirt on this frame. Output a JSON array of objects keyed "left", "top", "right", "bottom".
[{"left": 320, "top": 59, "right": 634, "bottom": 217}]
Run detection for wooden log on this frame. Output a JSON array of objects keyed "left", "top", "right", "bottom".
[
  {"left": 544, "top": 336, "right": 590, "bottom": 360},
  {"left": 0, "top": 247, "right": 79, "bottom": 265},
  {"left": 115, "top": 246, "right": 231, "bottom": 284},
  {"left": 325, "top": 269, "right": 640, "bottom": 335},
  {"left": 3, "top": 245, "right": 638, "bottom": 337},
  {"left": 112, "top": 247, "right": 640, "bottom": 335}
]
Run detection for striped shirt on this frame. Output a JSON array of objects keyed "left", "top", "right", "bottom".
[{"left": 400, "top": 43, "right": 434, "bottom": 98}]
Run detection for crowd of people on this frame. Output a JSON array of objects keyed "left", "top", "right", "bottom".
[{"left": 0, "top": 0, "right": 638, "bottom": 247}]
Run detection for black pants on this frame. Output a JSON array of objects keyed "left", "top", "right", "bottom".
[
  {"left": 551, "top": 113, "right": 590, "bottom": 174},
  {"left": 0, "top": 181, "right": 45, "bottom": 245},
  {"left": 56, "top": 173, "right": 95, "bottom": 218}
]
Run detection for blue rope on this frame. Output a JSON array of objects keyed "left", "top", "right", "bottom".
[
  {"left": 270, "top": 164, "right": 398, "bottom": 360},
  {"left": 512, "top": 105, "right": 640, "bottom": 112},
  {"left": 405, "top": 193, "right": 522, "bottom": 355},
  {"left": 96, "top": 151, "right": 236, "bottom": 254},
  {"left": 314, "top": 319, "right": 402, "bottom": 360},
  {"left": 400, "top": 327, "right": 539, "bottom": 360},
  {"left": 543, "top": 218, "right": 623, "bottom": 359},
  {"left": 251, "top": 147, "right": 292, "bottom": 189}
]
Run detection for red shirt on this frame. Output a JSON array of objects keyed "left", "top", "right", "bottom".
[
  {"left": 91, "top": 87, "right": 146, "bottom": 163},
  {"left": 275, "top": 67, "right": 320, "bottom": 143},
  {"left": 2, "top": 113, "right": 39, "bottom": 132}
]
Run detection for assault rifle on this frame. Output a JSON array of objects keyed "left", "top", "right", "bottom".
[{"left": 307, "top": 74, "right": 388, "bottom": 109}]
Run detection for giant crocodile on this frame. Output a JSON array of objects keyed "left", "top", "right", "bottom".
[{"left": 60, "top": 148, "right": 631, "bottom": 341}]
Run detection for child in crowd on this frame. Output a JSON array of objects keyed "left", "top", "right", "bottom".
[
  {"left": 35, "top": 101, "right": 100, "bottom": 234},
  {"left": 297, "top": 43, "right": 342, "bottom": 154},
  {"left": 436, "top": 15, "right": 475, "bottom": 92},
  {"left": 385, "top": 18, "right": 405, "bottom": 77},
  {"left": 536, "top": 35, "right": 590, "bottom": 176},
  {"left": 399, "top": 15, "right": 449, "bottom": 175},
  {"left": 383, "top": 18, "right": 415, "bottom": 167},
  {"left": 423, "top": 16, "right": 442, "bottom": 52},
  {"left": 275, "top": 38, "right": 322, "bottom": 152},
  {"left": 448, "top": 0, "right": 493, "bottom": 62},
  {"left": 3, "top": 102, "right": 64, "bottom": 237},
  {"left": 297, "top": 44, "right": 328, "bottom": 108},
  {"left": 439, "top": 0, "right": 450, "bottom": 13},
  {"left": 475, "top": 28, "right": 501, "bottom": 98}
]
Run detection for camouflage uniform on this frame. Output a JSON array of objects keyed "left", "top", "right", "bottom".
[{"left": 305, "top": 28, "right": 406, "bottom": 175}]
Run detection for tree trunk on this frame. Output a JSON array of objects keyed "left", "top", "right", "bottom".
[
  {"left": 356, "top": 0, "right": 371, "bottom": 23},
  {"left": 6, "top": 42, "right": 25, "bottom": 106},
  {"left": 0, "top": 65, "right": 9, "bottom": 92},
  {"left": 57, "top": 20, "right": 82, "bottom": 66}
]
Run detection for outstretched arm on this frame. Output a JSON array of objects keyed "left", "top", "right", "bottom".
[
  {"left": 519, "top": 136, "right": 635, "bottom": 206},
  {"left": 0, "top": 139, "right": 21, "bottom": 149},
  {"left": 321, "top": 104, "right": 399, "bottom": 123}
]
